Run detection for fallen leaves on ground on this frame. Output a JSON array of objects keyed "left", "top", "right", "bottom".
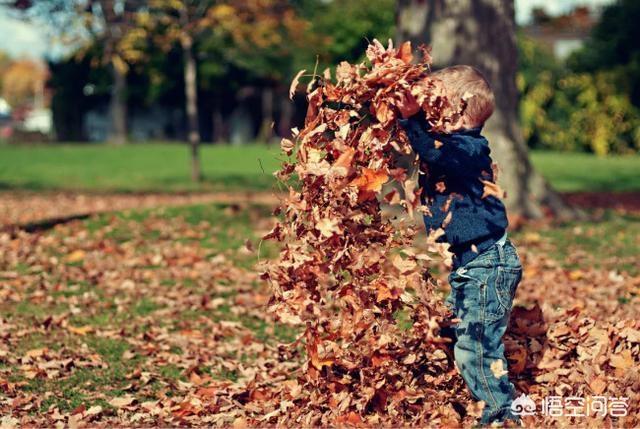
[
  {"left": 0, "top": 191, "right": 279, "bottom": 227},
  {"left": 0, "top": 202, "right": 638, "bottom": 427}
]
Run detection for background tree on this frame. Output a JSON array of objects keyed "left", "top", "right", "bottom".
[
  {"left": 518, "top": 35, "right": 640, "bottom": 156},
  {"left": 1, "top": 58, "right": 47, "bottom": 108},
  {"left": 140, "top": 0, "right": 223, "bottom": 182},
  {"left": 395, "top": 0, "right": 573, "bottom": 218},
  {"left": 5, "top": 0, "right": 145, "bottom": 144},
  {"left": 302, "top": 0, "right": 396, "bottom": 65},
  {"left": 207, "top": 0, "right": 314, "bottom": 142},
  {"left": 92, "top": 0, "right": 145, "bottom": 145},
  {"left": 568, "top": 0, "right": 640, "bottom": 107},
  {"left": 0, "top": 50, "right": 11, "bottom": 96}
]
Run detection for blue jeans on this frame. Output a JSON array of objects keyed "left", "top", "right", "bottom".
[{"left": 445, "top": 238, "right": 523, "bottom": 425}]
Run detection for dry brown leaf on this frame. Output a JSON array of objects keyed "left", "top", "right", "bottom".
[
  {"left": 67, "top": 325, "right": 93, "bottom": 336},
  {"left": 610, "top": 349, "right": 633, "bottom": 369},
  {"left": 109, "top": 396, "right": 136, "bottom": 408},
  {"left": 480, "top": 179, "right": 505, "bottom": 199},
  {"left": 490, "top": 359, "right": 508, "bottom": 378},
  {"left": 289, "top": 69, "right": 306, "bottom": 99}
]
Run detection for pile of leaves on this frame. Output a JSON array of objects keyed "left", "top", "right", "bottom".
[{"left": 262, "top": 40, "right": 472, "bottom": 426}]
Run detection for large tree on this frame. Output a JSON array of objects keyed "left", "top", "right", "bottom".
[{"left": 395, "top": 0, "right": 573, "bottom": 218}]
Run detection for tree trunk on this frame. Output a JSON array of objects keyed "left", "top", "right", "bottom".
[
  {"left": 258, "top": 86, "right": 274, "bottom": 142},
  {"left": 212, "top": 99, "right": 225, "bottom": 143},
  {"left": 396, "top": 0, "right": 575, "bottom": 219},
  {"left": 278, "top": 88, "right": 294, "bottom": 138},
  {"left": 110, "top": 60, "right": 127, "bottom": 145},
  {"left": 181, "top": 33, "right": 202, "bottom": 182}
]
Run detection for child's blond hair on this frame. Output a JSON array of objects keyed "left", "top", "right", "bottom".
[{"left": 431, "top": 65, "right": 495, "bottom": 129}]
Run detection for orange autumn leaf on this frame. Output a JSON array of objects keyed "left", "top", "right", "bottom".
[
  {"left": 335, "top": 411, "right": 363, "bottom": 427},
  {"left": 373, "top": 100, "right": 395, "bottom": 125},
  {"left": 375, "top": 284, "right": 393, "bottom": 302},
  {"left": 396, "top": 90, "right": 421, "bottom": 118},
  {"left": 589, "top": 376, "right": 608, "bottom": 395},
  {"left": 349, "top": 168, "right": 389, "bottom": 193},
  {"left": 480, "top": 179, "right": 505, "bottom": 199},
  {"left": 310, "top": 355, "right": 334, "bottom": 370},
  {"left": 371, "top": 353, "right": 392, "bottom": 367},
  {"left": 65, "top": 249, "right": 86, "bottom": 263},
  {"left": 330, "top": 147, "right": 356, "bottom": 176},
  {"left": 610, "top": 349, "right": 633, "bottom": 370},
  {"left": 396, "top": 41, "right": 413, "bottom": 64},
  {"left": 67, "top": 325, "right": 93, "bottom": 336},
  {"left": 195, "top": 387, "right": 217, "bottom": 399}
]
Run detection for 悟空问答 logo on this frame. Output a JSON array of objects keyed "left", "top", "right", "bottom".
[{"left": 511, "top": 393, "right": 536, "bottom": 416}]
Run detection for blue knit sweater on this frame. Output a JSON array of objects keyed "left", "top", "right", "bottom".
[{"left": 399, "top": 116, "right": 508, "bottom": 269}]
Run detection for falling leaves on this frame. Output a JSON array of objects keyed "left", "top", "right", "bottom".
[
  {"left": 349, "top": 168, "right": 389, "bottom": 198},
  {"left": 262, "top": 39, "right": 640, "bottom": 428},
  {"left": 315, "top": 217, "right": 341, "bottom": 237},
  {"left": 490, "top": 359, "right": 508, "bottom": 378},
  {"left": 263, "top": 39, "right": 470, "bottom": 427},
  {"left": 480, "top": 179, "right": 506, "bottom": 199},
  {"left": 289, "top": 69, "right": 306, "bottom": 99}
]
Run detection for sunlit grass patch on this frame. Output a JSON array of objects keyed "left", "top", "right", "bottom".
[{"left": 513, "top": 210, "right": 640, "bottom": 274}]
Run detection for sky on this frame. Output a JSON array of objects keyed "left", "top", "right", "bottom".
[
  {"left": 514, "top": 0, "right": 615, "bottom": 22},
  {"left": 0, "top": 0, "right": 617, "bottom": 60},
  {"left": 0, "top": 7, "right": 52, "bottom": 59}
]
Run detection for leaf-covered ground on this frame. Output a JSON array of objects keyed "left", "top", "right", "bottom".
[
  {"left": 1, "top": 202, "right": 638, "bottom": 427},
  {"left": 0, "top": 191, "right": 279, "bottom": 226}
]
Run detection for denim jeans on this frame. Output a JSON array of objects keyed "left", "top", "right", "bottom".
[{"left": 444, "top": 238, "right": 523, "bottom": 425}]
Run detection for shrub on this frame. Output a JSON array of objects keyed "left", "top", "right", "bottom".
[{"left": 517, "top": 36, "right": 640, "bottom": 155}]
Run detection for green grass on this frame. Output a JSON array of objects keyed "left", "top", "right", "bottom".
[
  {"left": 0, "top": 143, "right": 283, "bottom": 193},
  {"left": 513, "top": 211, "right": 640, "bottom": 275},
  {"left": 530, "top": 151, "right": 640, "bottom": 192},
  {"left": 0, "top": 143, "right": 637, "bottom": 193}
]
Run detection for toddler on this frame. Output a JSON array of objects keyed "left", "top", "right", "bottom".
[{"left": 399, "top": 65, "right": 523, "bottom": 425}]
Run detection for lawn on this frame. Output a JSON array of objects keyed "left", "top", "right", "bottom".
[
  {"left": 529, "top": 151, "right": 640, "bottom": 192},
  {"left": 0, "top": 143, "right": 638, "bottom": 193},
  {"left": 0, "top": 143, "right": 283, "bottom": 193}
]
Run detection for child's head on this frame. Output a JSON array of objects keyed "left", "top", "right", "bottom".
[{"left": 431, "top": 65, "right": 495, "bottom": 130}]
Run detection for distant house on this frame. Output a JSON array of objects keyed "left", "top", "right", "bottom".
[
  {"left": 0, "top": 98, "right": 12, "bottom": 138},
  {"left": 0, "top": 97, "right": 10, "bottom": 116},
  {"left": 22, "top": 108, "right": 53, "bottom": 134},
  {"left": 522, "top": 6, "right": 598, "bottom": 60}
]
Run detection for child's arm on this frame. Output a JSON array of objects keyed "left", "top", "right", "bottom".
[
  {"left": 398, "top": 116, "right": 443, "bottom": 164},
  {"left": 398, "top": 116, "right": 490, "bottom": 178}
]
